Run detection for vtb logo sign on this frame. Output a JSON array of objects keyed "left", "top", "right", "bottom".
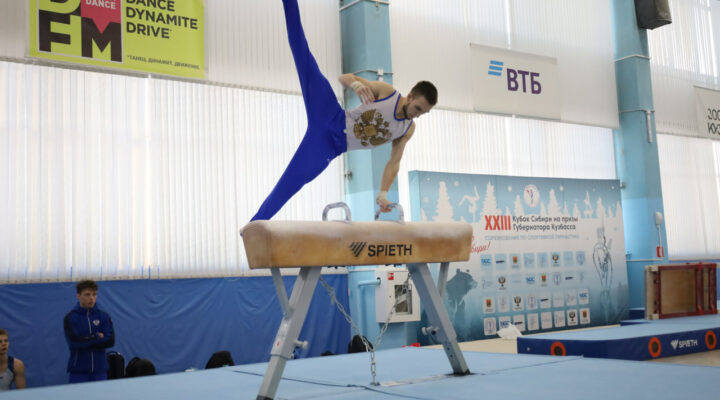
[
  {"left": 488, "top": 60, "right": 542, "bottom": 94},
  {"left": 485, "top": 215, "right": 512, "bottom": 231},
  {"left": 38, "top": 0, "right": 122, "bottom": 62}
]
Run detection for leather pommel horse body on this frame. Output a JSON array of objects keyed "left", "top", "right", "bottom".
[
  {"left": 243, "top": 220, "right": 472, "bottom": 268},
  {"left": 242, "top": 212, "right": 473, "bottom": 400}
]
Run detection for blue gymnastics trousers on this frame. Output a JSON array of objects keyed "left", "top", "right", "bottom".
[{"left": 250, "top": 0, "right": 347, "bottom": 221}]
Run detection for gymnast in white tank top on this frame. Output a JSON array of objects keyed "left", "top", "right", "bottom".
[{"left": 345, "top": 91, "right": 413, "bottom": 151}]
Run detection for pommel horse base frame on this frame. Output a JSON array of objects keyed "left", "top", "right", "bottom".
[{"left": 242, "top": 203, "right": 472, "bottom": 400}]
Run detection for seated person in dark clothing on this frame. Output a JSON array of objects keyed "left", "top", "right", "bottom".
[
  {"left": 0, "top": 329, "right": 26, "bottom": 390},
  {"left": 125, "top": 357, "right": 157, "bottom": 377}
]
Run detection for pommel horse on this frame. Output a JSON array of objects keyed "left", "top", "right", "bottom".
[{"left": 242, "top": 203, "right": 473, "bottom": 400}]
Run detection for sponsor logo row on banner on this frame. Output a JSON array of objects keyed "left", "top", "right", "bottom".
[{"left": 483, "top": 308, "right": 591, "bottom": 335}]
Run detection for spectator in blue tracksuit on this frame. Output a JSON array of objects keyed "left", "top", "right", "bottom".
[{"left": 63, "top": 280, "right": 115, "bottom": 383}]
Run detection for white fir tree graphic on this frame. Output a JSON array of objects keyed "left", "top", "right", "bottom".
[
  {"left": 481, "top": 181, "right": 501, "bottom": 216},
  {"left": 540, "top": 202, "right": 547, "bottom": 217},
  {"left": 435, "top": 181, "right": 454, "bottom": 221},
  {"left": 573, "top": 201, "right": 582, "bottom": 219},
  {"left": 613, "top": 200, "right": 624, "bottom": 232},
  {"left": 514, "top": 195, "right": 525, "bottom": 216},
  {"left": 547, "top": 189, "right": 562, "bottom": 217},
  {"left": 596, "top": 196, "right": 606, "bottom": 223},
  {"left": 563, "top": 203, "right": 570, "bottom": 217},
  {"left": 583, "top": 191, "right": 594, "bottom": 219}
]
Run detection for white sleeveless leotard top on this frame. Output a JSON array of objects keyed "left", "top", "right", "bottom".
[
  {"left": 0, "top": 356, "right": 15, "bottom": 391},
  {"left": 344, "top": 91, "right": 413, "bottom": 151}
]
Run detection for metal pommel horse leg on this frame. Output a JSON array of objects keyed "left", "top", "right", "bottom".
[
  {"left": 256, "top": 267, "right": 321, "bottom": 400},
  {"left": 408, "top": 262, "right": 470, "bottom": 375}
]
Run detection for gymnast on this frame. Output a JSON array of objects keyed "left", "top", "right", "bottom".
[{"left": 250, "top": 0, "right": 438, "bottom": 221}]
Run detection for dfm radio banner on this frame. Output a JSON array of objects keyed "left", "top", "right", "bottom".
[
  {"left": 408, "top": 171, "right": 629, "bottom": 343},
  {"left": 470, "top": 43, "right": 560, "bottom": 120},
  {"left": 30, "top": 0, "right": 204, "bottom": 79}
]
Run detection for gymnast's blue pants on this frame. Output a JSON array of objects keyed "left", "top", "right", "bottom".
[{"left": 250, "top": 0, "right": 347, "bottom": 221}]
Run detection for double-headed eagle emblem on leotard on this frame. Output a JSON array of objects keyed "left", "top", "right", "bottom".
[{"left": 353, "top": 109, "right": 391, "bottom": 147}]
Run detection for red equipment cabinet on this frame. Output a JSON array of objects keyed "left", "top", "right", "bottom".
[{"left": 644, "top": 263, "right": 717, "bottom": 319}]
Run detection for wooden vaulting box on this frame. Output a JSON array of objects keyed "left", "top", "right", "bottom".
[{"left": 644, "top": 263, "right": 717, "bottom": 319}]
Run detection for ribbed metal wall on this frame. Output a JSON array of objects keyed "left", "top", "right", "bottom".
[
  {"left": 650, "top": 1, "right": 720, "bottom": 259},
  {"left": 649, "top": 0, "right": 717, "bottom": 137},
  {"left": 0, "top": 1, "right": 343, "bottom": 95},
  {"left": 205, "top": 0, "right": 343, "bottom": 95},
  {"left": 658, "top": 134, "right": 720, "bottom": 259},
  {"left": 389, "top": 0, "right": 619, "bottom": 129},
  {"left": 398, "top": 110, "right": 617, "bottom": 215},
  {"left": 0, "top": 60, "right": 343, "bottom": 282},
  {"left": 0, "top": 1, "right": 344, "bottom": 282},
  {"left": 5, "top": 0, "right": 719, "bottom": 276}
]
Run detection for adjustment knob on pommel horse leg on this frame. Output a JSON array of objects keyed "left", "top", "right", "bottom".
[
  {"left": 422, "top": 326, "right": 439, "bottom": 336},
  {"left": 241, "top": 202, "right": 473, "bottom": 400}
]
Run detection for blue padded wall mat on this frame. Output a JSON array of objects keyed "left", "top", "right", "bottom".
[{"left": 0, "top": 275, "right": 349, "bottom": 387}]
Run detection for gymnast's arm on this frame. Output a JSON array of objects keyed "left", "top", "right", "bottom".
[
  {"left": 14, "top": 358, "right": 26, "bottom": 389},
  {"left": 377, "top": 125, "right": 415, "bottom": 212},
  {"left": 339, "top": 73, "right": 394, "bottom": 105}
]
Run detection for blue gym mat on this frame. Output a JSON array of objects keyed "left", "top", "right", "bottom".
[
  {"left": 2, "top": 346, "right": 717, "bottom": 399},
  {"left": 518, "top": 314, "right": 720, "bottom": 360}
]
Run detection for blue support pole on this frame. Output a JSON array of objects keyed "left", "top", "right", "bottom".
[
  {"left": 340, "top": 0, "right": 414, "bottom": 349},
  {"left": 611, "top": 0, "right": 669, "bottom": 308},
  {"left": 340, "top": 0, "right": 398, "bottom": 223}
]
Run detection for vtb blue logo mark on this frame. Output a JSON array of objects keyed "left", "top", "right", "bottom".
[
  {"left": 488, "top": 60, "right": 504, "bottom": 76},
  {"left": 488, "top": 59, "right": 542, "bottom": 94}
]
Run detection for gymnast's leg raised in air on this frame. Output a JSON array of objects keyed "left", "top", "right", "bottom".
[{"left": 250, "top": 0, "right": 347, "bottom": 221}]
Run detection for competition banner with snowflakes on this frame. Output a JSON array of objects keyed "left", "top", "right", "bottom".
[
  {"left": 29, "top": 0, "right": 204, "bottom": 79},
  {"left": 408, "top": 171, "right": 629, "bottom": 343}
]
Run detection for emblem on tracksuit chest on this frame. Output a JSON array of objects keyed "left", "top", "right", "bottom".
[
  {"left": 353, "top": 110, "right": 391, "bottom": 147},
  {"left": 93, "top": 319, "right": 100, "bottom": 326}
]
